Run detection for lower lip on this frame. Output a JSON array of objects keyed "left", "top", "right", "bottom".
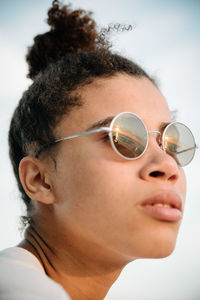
[{"left": 141, "top": 205, "right": 182, "bottom": 222}]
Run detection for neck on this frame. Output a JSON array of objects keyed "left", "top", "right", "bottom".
[{"left": 18, "top": 225, "right": 127, "bottom": 300}]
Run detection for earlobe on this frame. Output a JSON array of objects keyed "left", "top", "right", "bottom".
[{"left": 19, "top": 157, "right": 56, "bottom": 204}]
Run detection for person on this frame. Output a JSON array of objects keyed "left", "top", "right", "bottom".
[{"left": 0, "top": 1, "right": 197, "bottom": 299}]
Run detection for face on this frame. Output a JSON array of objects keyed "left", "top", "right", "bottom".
[{"left": 45, "top": 75, "right": 186, "bottom": 262}]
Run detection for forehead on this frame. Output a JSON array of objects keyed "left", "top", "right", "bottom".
[{"left": 58, "top": 74, "right": 171, "bottom": 134}]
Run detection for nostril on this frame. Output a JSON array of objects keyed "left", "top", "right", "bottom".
[
  {"left": 169, "top": 174, "right": 177, "bottom": 181},
  {"left": 150, "top": 171, "right": 165, "bottom": 177},
  {"left": 149, "top": 171, "right": 177, "bottom": 181}
]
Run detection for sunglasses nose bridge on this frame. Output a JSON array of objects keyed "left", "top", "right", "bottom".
[{"left": 148, "top": 130, "right": 162, "bottom": 146}]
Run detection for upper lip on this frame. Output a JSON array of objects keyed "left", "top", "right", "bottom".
[{"left": 140, "top": 190, "right": 183, "bottom": 211}]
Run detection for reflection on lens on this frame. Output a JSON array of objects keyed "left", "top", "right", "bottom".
[
  {"left": 111, "top": 113, "right": 148, "bottom": 159},
  {"left": 163, "top": 122, "right": 196, "bottom": 166}
]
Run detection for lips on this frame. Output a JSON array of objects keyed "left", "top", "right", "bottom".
[{"left": 140, "top": 191, "right": 183, "bottom": 222}]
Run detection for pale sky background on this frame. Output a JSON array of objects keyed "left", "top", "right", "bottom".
[{"left": 0, "top": 0, "right": 200, "bottom": 299}]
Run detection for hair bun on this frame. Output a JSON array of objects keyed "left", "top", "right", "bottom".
[{"left": 26, "top": 1, "right": 102, "bottom": 79}]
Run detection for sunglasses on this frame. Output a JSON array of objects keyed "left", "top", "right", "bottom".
[{"left": 36, "top": 112, "right": 197, "bottom": 166}]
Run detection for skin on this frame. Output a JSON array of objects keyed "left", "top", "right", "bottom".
[{"left": 19, "top": 74, "right": 186, "bottom": 300}]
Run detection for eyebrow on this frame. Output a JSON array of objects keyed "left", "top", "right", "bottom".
[
  {"left": 159, "top": 110, "right": 177, "bottom": 131},
  {"left": 159, "top": 122, "right": 171, "bottom": 132},
  {"left": 86, "top": 116, "right": 114, "bottom": 131},
  {"left": 86, "top": 115, "right": 173, "bottom": 132}
]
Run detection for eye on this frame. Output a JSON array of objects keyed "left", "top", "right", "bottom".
[
  {"left": 165, "top": 141, "right": 179, "bottom": 153},
  {"left": 101, "top": 132, "right": 110, "bottom": 143}
]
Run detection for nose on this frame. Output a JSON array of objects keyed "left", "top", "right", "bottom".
[{"left": 139, "top": 136, "right": 180, "bottom": 183}]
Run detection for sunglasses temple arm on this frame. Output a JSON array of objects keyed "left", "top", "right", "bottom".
[
  {"left": 35, "top": 127, "right": 110, "bottom": 158},
  {"left": 55, "top": 127, "right": 110, "bottom": 142}
]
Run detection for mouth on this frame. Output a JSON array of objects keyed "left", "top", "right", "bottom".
[{"left": 140, "top": 191, "right": 183, "bottom": 222}]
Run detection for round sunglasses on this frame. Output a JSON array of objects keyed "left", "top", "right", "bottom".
[{"left": 36, "top": 112, "right": 197, "bottom": 166}]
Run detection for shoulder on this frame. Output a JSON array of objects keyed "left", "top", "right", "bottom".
[{"left": 0, "top": 247, "right": 70, "bottom": 300}]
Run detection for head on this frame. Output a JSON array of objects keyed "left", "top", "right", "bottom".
[{"left": 9, "top": 2, "right": 189, "bottom": 262}]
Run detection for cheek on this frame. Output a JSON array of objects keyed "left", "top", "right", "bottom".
[
  {"left": 61, "top": 156, "right": 145, "bottom": 253},
  {"left": 177, "top": 168, "right": 187, "bottom": 205},
  {"left": 64, "top": 156, "right": 135, "bottom": 214},
  {"left": 54, "top": 138, "right": 133, "bottom": 209},
  {"left": 54, "top": 145, "right": 139, "bottom": 235}
]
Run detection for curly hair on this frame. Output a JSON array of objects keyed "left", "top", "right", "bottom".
[{"left": 8, "top": 1, "right": 155, "bottom": 227}]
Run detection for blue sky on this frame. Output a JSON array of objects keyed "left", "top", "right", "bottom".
[{"left": 0, "top": 1, "right": 200, "bottom": 299}]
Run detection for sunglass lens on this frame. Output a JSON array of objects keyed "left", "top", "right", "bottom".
[
  {"left": 163, "top": 122, "right": 196, "bottom": 166},
  {"left": 110, "top": 113, "right": 148, "bottom": 159}
]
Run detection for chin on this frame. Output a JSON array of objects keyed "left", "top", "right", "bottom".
[
  {"left": 149, "top": 245, "right": 176, "bottom": 259},
  {"left": 146, "top": 222, "right": 181, "bottom": 258},
  {"left": 132, "top": 243, "right": 176, "bottom": 260},
  {"left": 143, "top": 235, "right": 178, "bottom": 259},
  {"left": 126, "top": 226, "right": 180, "bottom": 260}
]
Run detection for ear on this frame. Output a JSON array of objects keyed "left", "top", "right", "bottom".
[{"left": 19, "top": 157, "right": 56, "bottom": 204}]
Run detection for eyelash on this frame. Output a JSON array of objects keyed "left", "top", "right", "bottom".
[{"left": 101, "top": 132, "right": 110, "bottom": 142}]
